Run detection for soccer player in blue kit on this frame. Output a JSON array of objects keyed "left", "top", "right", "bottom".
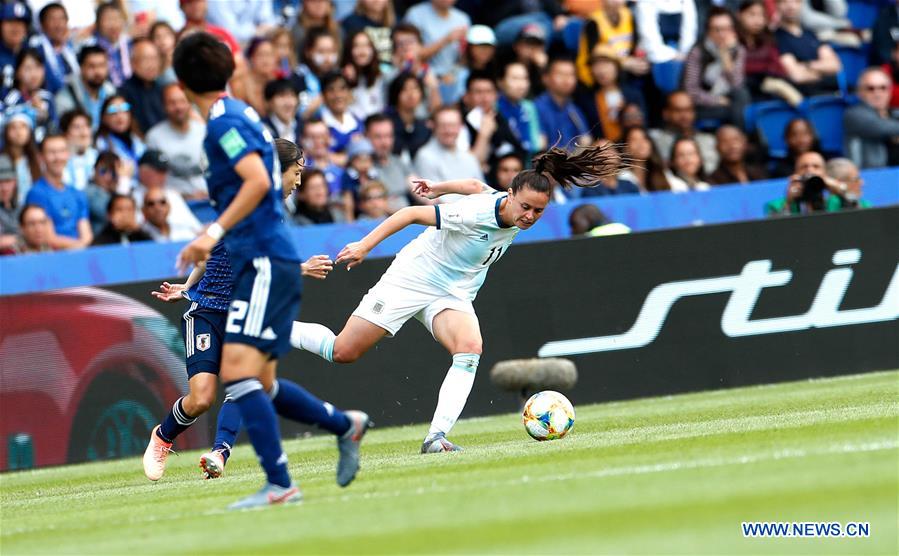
[
  {"left": 142, "top": 141, "right": 360, "bottom": 487},
  {"left": 167, "top": 32, "right": 367, "bottom": 509}
]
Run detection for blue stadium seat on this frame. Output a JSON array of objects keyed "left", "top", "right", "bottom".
[
  {"left": 750, "top": 100, "right": 801, "bottom": 159},
  {"left": 561, "top": 18, "right": 583, "bottom": 53},
  {"left": 847, "top": 0, "right": 879, "bottom": 30},
  {"left": 800, "top": 95, "right": 849, "bottom": 155},
  {"left": 652, "top": 60, "right": 684, "bottom": 94},
  {"left": 834, "top": 45, "right": 868, "bottom": 93}
]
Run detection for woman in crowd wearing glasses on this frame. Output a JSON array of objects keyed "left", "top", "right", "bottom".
[{"left": 94, "top": 94, "right": 145, "bottom": 181}]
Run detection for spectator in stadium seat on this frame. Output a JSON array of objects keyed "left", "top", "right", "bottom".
[
  {"left": 24, "top": 134, "right": 92, "bottom": 248},
  {"left": 1, "top": 108, "right": 40, "bottom": 203},
  {"left": 649, "top": 90, "right": 719, "bottom": 174},
  {"left": 261, "top": 79, "right": 303, "bottom": 144},
  {"left": 139, "top": 185, "right": 174, "bottom": 241},
  {"left": 738, "top": 0, "right": 803, "bottom": 106},
  {"left": 709, "top": 125, "right": 767, "bottom": 185},
  {"left": 386, "top": 72, "right": 433, "bottom": 160},
  {"left": 0, "top": 154, "right": 19, "bottom": 252},
  {"left": 295, "top": 27, "right": 341, "bottom": 118},
  {"left": 28, "top": 2, "right": 77, "bottom": 94},
  {"left": 355, "top": 180, "right": 391, "bottom": 222},
  {"left": 535, "top": 58, "right": 591, "bottom": 150},
  {"left": 145, "top": 84, "right": 208, "bottom": 200},
  {"left": 205, "top": 0, "right": 278, "bottom": 46},
  {"left": 179, "top": 0, "right": 242, "bottom": 56},
  {"left": 503, "top": 23, "right": 550, "bottom": 97},
  {"left": 2, "top": 204, "right": 55, "bottom": 255},
  {"left": 771, "top": 117, "right": 822, "bottom": 177},
  {"left": 133, "top": 151, "right": 202, "bottom": 241},
  {"left": 683, "top": 7, "right": 750, "bottom": 128},
  {"left": 365, "top": 113, "right": 414, "bottom": 212},
  {"left": 798, "top": 0, "right": 852, "bottom": 42},
  {"left": 618, "top": 101, "right": 647, "bottom": 130},
  {"left": 271, "top": 27, "right": 299, "bottom": 77},
  {"left": 292, "top": 167, "right": 345, "bottom": 226},
  {"left": 319, "top": 71, "right": 363, "bottom": 156},
  {"left": 844, "top": 68, "right": 899, "bottom": 169},
  {"left": 620, "top": 125, "right": 671, "bottom": 192},
  {"left": 774, "top": 0, "right": 841, "bottom": 96},
  {"left": 301, "top": 118, "right": 344, "bottom": 200},
  {"left": 461, "top": 71, "right": 525, "bottom": 179},
  {"left": 481, "top": 0, "right": 568, "bottom": 48},
  {"left": 149, "top": 21, "right": 178, "bottom": 85},
  {"left": 85, "top": 151, "right": 124, "bottom": 234},
  {"left": 382, "top": 23, "right": 442, "bottom": 117},
  {"left": 576, "top": 45, "right": 644, "bottom": 143},
  {"left": 403, "top": 0, "right": 471, "bottom": 84},
  {"left": 449, "top": 25, "right": 500, "bottom": 106},
  {"left": 497, "top": 61, "right": 544, "bottom": 160},
  {"left": 493, "top": 151, "right": 524, "bottom": 191},
  {"left": 342, "top": 30, "right": 387, "bottom": 120},
  {"left": 95, "top": 95, "right": 145, "bottom": 179},
  {"left": 568, "top": 203, "right": 631, "bottom": 236},
  {"left": 291, "top": 0, "right": 342, "bottom": 61},
  {"left": 239, "top": 36, "right": 280, "bottom": 116},
  {"left": 340, "top": 138, "right": 379, "bottom": 221},
  {"left": 341, "top": 0, "right": 395, "bottom": 65},
  {"left": 765, "top": 150, "right": 866, "bottom": 215},
  {"left": 3, "top": 49, "right": 57, "bottom": 143},
  {"left": 414, "top": 105, "right": 485, "bottom": 184},
  {"left": 870, "top": 0, "right": 899, "bottom": 66},
  {"left": 887, "top": 42, "right": 899, "bottom": 112},
  {"left": 576, "top": 0, "right": 649, "bottom": 87},
  {"left": 92, "top": 193, "right": 153, "bottom": 246},
  {"left": 54, "top": 46, "right": 116, "bottom": 132},
  {"left": 60, "top": 109, "right": 98, "bottom": 191},
  {"left": 90, "top": 2, "right": 131, "bottom": 88},
  {"left": 0, "top": 1, "right": 31, "bottom": 94},
  {"left": 664, "top": 136, "right": 712, "bottom": 192},
  {"left": 118, "top": 38, "right": 166, "bottom": 135},
  {"left": 634, "top": 0, "right": 698, "bottom": 64}
]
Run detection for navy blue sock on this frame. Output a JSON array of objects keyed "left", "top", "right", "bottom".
[
  {"left": 270, "top": 379, "right": 351, "bottom": 436},
  {"left": 158, "top": 397, "right": 197, "bottom": 443},
  {"left": 212, "top": 398, "right": 241, "bottom": 463},
  {"left": 224, "top": 379, "right": 291, "bottom": 488}
]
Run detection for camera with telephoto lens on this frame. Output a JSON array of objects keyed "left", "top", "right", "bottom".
[{"left": 799, "top": 174, "right": 826, "bottom": 204}]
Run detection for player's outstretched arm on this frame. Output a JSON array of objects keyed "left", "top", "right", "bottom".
[
  {"left": 411, "top": 178, "right": 490, "bottom": 199},
  {"left": 336, "top": 206, "right": 437, "bottom": 269},
  {"left": 300, "top": 255, "right": 333, "bottom": 280}
]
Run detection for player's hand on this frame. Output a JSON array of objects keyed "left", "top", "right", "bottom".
[
  {"left": 411, "top": 178, "right": 441, "bottom": 199},
  {"left": 336, "top": 241, "right": 370, "bottom": 270},
  {"left": 301, "top": 254, "right": 334, "bottom": 280},
  {"left": 176, "top": 234, "right": 216, "bottom": 274},
  {"left": 151, "top": 282, "right": 186, "bottom": 302}
]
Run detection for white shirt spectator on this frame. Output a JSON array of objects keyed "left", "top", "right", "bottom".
[
  {"left": 145, "top": 119, "right": 208, "bottom": 198},
  {"left": 414, "top": 137, "right": 485, "bottom": 194},
  {"left": 404, "top": 1, "right": 471, "bottom": 77},
  {"left": 205, "top": 0, "right": 277, "bottom": 45},
  {"left": 133, "top": 186, "right": 202, "bottom": 241},
  {"left": 635, "top": 0, "right": 698, "bottom": 63}
]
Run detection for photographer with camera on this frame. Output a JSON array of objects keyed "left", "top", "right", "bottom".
[{"left": 764, "top": 151, "right": 866, "bottom": 216}]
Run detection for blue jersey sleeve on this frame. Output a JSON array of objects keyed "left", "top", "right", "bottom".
[{"left": 208, "top": 115, "right": 267, "bottom": 170}]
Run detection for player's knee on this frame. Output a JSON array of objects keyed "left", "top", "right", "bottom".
[
  {"left": 332, "top": 337, "right": 361, "bottom": 363},
  {"left": 456, "top": 340, "right": 482, "bottom": 355}
]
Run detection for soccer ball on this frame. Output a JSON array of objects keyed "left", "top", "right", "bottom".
[{"left": 522, "top": 391, "right": 575, "bottom": 441}]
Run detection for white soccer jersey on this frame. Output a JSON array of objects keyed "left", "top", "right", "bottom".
[{"left": 381, "top": 193, "right": 519, "bottom": 301}]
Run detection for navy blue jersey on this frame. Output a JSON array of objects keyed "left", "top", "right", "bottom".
[
  {"left": 204, "top": 96, "right": 300, "bottom": 267},
  {"left": 186, "top": 241, "right": 233, "bottom": 312}
]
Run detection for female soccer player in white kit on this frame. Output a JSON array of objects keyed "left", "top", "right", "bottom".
[{"left": 292, "top": 144, "right": 622, "bottom": 452}]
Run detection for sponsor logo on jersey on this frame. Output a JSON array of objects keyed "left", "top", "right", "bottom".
[
  {"left": 538, "top": 249, "right": 899, "bottom": 357},
  {"left": 196, "top": 333, "right": 211, "bottom": 352}
]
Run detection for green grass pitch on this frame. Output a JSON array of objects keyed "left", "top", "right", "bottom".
[{"left": 2, "top": 370, "right": 897, "bottom": 555}]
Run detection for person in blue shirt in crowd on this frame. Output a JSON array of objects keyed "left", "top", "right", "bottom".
[
  {"left": 28, "top": 2, "right": 78, "bottom": 95},
  {"left": 534, "top": 58, "right": 591, "bottom": 152}
]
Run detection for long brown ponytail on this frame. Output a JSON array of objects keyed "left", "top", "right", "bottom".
[{"left": 510, "top": 142, "right": 632, "bottom": 195}]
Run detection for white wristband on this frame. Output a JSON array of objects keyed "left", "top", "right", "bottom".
[{"left": 206, "top": 222, "right": 225, "bottom": 241}]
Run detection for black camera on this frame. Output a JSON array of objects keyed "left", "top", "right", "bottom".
[{"left": 799, "top": 174, "right": 826, "bottom": 204}]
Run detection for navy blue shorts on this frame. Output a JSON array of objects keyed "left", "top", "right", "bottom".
[
  {"left": 225, "top": 256, "right": 301, "bottom": 358},
  {"left": 181, "top": 303, "right": 226, "bottom": 379}
]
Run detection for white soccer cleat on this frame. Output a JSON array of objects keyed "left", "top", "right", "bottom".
[
  {"left": 228, "top": 483, "right": 302, "bottom": 510},
  {"left": 143, "top": 425, "right": 175, "bottom": 481},
  {"left": 199, "top": 449, "right": 227, "bottom": 480}
]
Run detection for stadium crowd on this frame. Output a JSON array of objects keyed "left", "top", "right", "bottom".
[{"left": 0, "top": 0, "right": 897, "bottom": 254}]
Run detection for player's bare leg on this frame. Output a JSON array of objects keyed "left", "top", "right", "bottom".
[
  {"left": 422, "top": 310, "right": 483, "bottom": 453},
  {"left": 291, "top": 316, "right": 387, "bottom": 363}
]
